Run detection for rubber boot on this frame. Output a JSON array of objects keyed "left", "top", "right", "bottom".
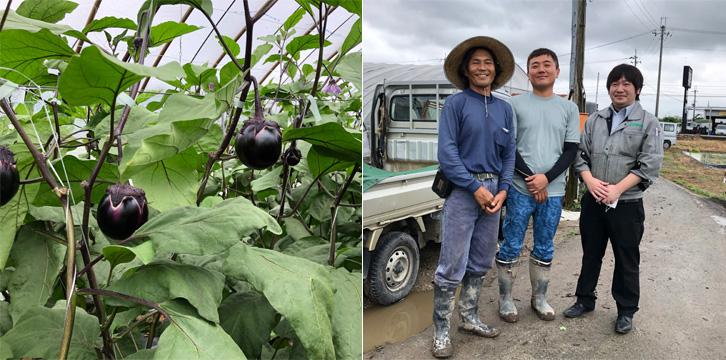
[
  {"left": 432, "top": 284, "right": 456, "bottom": 358},
  {"left": 529, "top": 257, "right": 556, "bottom": 321},
  {"left": 496, "top": 260, "right": 518, "bottom": 323},
  {"left": 457, "top": 273, "right": 500, "bottom": 338}
]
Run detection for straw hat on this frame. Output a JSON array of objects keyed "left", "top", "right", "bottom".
[{"left": 444, "top": 36, "right": 515, "bottom": 90}]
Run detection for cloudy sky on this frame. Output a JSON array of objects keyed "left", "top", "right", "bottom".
[{"left": 363, "top": 0, "right": 726, "bottom": 118}]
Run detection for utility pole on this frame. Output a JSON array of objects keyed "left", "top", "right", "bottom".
[
  {"left": 595, "top": 72, "right": 600, "bottom": 110},
  {"left": 564, "top": 0, "right": 586, "bottom": 209},
  {"left": 629, "top": 49, "right": 641, "bottom": 67},
  {"left": 654, "top": 17, "right": 670, "bottom": 117},
  {"left": 692, "top": 87, "right": 697, "bottom": 121}
]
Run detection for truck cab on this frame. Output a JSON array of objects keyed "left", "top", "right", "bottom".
[{"left": 659, "top": 122, "right": 678, "bottom": 149}]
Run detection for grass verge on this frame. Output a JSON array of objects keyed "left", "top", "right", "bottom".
[{"left": 661, "top": 140, "right": 725, "bottom": 206}]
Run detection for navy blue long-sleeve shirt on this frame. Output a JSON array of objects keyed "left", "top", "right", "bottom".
[{"left": 437, "top": 88, "right": 516, "bottom": 194}]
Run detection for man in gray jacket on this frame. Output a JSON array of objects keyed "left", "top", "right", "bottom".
[{"left": 563, "top": 64, "right": 663, "bottom": 334}]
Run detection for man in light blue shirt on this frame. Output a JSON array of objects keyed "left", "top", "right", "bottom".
[{"left": 495, "top": 48, "right": 580, "bottom": 323}]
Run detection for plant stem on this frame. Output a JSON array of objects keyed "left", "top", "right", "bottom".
[
  {"left": 79, "top": 97, "right": 119, "bottom": 359},
  {"left": 1, "top": 99, "right": 61, "bottom": 190},
  {"left": 112, "top": 310, "right": 158, "bottom": 342},
  {"left": 248, "top": 170, "right": 256, "bottom": 206},
  {"left": 196, "top": 0, "right": 257, "bottom": 205},
  {"left": 114, "top": 5, "right": 154, "bottom": 165},
  {"left": 78, "top": 25, "right": 158, "bottom": 354},
  {"left": 0, "top": 0, "right": 13, "bottom": 33},
  {"left": 77, "top": 288, "right": 170, "bottom": 319},
  {"left": 328, "top": 164, "right": 359, "bottom": 266},
  {"left": 274, "top": 4, "right": 331, "bottom": 228},
  {"left": 146, "top": 312, "right": 161, "bottom": 349},
  {"left": 274, "top": 103, "right": 307, "bottom": 224},
  {"left": 310, "top": 5, "right": 330, "bottom": 97},
  {"left": 101, "top": 307, "right": 118, "bottom": 335},
  {"left": 284, "top": 167, "right": 333, "bottom": 217},
  {"left": 77, "top": 253, "right": 105, "bottom": 277},
  {"left": 59, "top": 195, "right": 77, "bottom": 360},
  {"left": 139, "top": 5, "right": 194, "bottom": 93},
  {"left": 75, "top": 10, "right": 156, "bottom": 356},
  {"left": 18, "top": 176, "right": 44, "bottom": 184},
  {"left": 74, "top": 0, "right": 103, "bottom": 52}
]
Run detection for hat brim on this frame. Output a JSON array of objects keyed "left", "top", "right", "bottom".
[{"left": 444, "top": 36, "right": 515, "bottom": 91}]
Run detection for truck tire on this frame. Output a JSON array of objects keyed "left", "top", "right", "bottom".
[
  {"left": 663, "top": 140, "right": 671, "bottom": 150},
  {"left": 367, "top": 231, "right": 420, "bottom": 305}
]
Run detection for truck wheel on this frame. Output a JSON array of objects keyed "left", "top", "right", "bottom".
[
  {"left": 663, "top": 140, "right": 671, "bottom": 150},
  {"left": 367, "top": 231, "right": 420, "bottom": 305}
]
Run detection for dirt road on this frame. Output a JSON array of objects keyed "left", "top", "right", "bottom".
[{"left": 364, "top": 179, "right": 726, "bottom": 359}]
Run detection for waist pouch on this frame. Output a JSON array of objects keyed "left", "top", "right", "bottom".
[{"left": 432, "top": 170, "right": 453, "bottom": 198}]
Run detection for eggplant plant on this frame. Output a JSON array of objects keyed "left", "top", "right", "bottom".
[{"left": 0, "top": 0, "right": 362, "bottom": 359}]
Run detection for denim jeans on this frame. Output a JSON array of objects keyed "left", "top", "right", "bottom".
[
  {"left": 497, "top": 188, "right": 563, "bottom": 264},
  {"left": 434, "top": 178, "right": 500, "bottom": 288}
]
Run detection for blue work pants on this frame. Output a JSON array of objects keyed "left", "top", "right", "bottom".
[{"left": 434, "top": 179, "right": 501, "bottom": 288}]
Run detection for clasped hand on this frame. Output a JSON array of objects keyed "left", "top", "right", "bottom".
[
  {"left": 585, "top": 178, "right": 621, "bottom": 204},
  {"left": 474, "top": 187, "right": 506, "bottom": 214},
  {"left": 525, "top": 174, "right": 548, "bottom": 203}
]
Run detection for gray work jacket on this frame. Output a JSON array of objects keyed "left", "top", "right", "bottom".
[{"left": 575, "top": 102, "right": 663, "bottom": 200}]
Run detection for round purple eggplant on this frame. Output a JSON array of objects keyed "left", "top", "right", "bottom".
[{"left": 97, "top": 184, "right": 148, "bottom": 240}]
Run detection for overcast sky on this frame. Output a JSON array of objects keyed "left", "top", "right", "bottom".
[{"left": 363, "top": 0, "right": 726, "bottom": 118}]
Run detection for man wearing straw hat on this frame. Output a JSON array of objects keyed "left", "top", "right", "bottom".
[{"left": 432, "top": 36, "right": 516, "bottom": 358}]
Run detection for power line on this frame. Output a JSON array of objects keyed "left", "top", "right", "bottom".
[
  {"left": 671, "top": 27, "right": 726, "bottom": 35},
  {"left": 659, "top": 94, "right": 726, "bottom": 98},
  {"left": 633, "top": 0, "right": 659, "bottom": 28},
  {"left": 624, "top": 0, "right": 654, "bottom": 31},
  {"left": 668, "top": 47, "right": 726, "bottom": 53},
  {"left": 559, "top": 31, "right": 651, "bottom": 57},
  {"left": 587, "top": 57, "right": 630, "bottom": 64}
]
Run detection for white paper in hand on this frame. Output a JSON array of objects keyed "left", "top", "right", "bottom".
[{"left": 606, "top": 199, "right": 618, "bottom": 209}]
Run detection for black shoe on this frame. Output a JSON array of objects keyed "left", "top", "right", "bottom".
[
  {"left": 563, "top": 303, "right": 593, "bottom": 318},
  {"left": 615, "top": 315, "right": 633, "bottom": 334}
]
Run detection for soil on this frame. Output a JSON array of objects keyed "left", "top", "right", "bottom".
[
  {"left": 661, "top": 137, "right": 726, "bottom": 204},
  {"left": 364, "top": 179, "right": 726, "bottom": 359},
  {"left": 675, "top": 135, "right": 726, "bottom": 153}
]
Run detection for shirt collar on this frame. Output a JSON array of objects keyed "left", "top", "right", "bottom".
[
  {"left": 610, "top": 102, "right": 636, "bottom": 119},
  {"left": 464, "top": 88, "right": 495, "bottom": 101}
]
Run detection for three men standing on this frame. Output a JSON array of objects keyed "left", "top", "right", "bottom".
[
  {"left": 433, "top": 36, "right": 516, "bottom": 358},
  {"left": 432, "top": 33, "right": 661, "bottom": 357},
  {"left": 496, "top": 49, "right": 580, "bottom": 323}
]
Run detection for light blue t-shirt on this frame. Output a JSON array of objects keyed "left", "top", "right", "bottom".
[{"left": 509, "top": 93, "right": 580, "bottom": 196}]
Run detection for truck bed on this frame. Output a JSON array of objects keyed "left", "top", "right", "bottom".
[{"left": 362, "top": 165, "right": 443, "bottom": 229}]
